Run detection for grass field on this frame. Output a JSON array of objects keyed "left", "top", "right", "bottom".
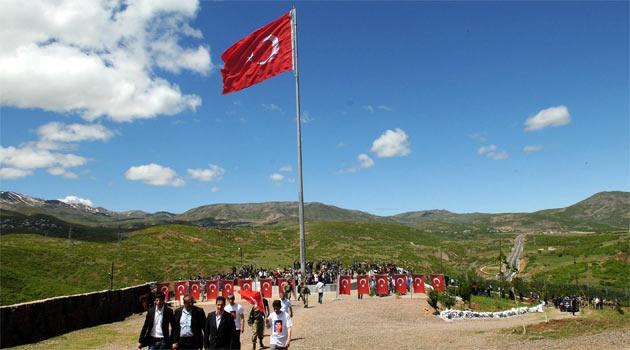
[
  {"left": 502, "top": 308, "right": 629, "bottom": 340},
  {"left": 521, "top": 232, "right": 629, "bottom": 291},
  {"left": 2, "top": 223, "right": 628, "bottom": 306}
]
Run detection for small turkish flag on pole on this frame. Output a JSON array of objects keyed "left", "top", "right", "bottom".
[
  {"left": 376, "top": 275, "right": 389, "bottom": 296},
  {"left": 357, "top": 275, "right": 369, "bottom": 295},
  {"left": 158, "top": 282, "right": 170, "bottom": 301},
  {"left": 221, "top": 11, "right": 294, "bottom": 94},
  {"left": 260, "top": 278, "right": 273, "bottom": 298},
  {"left": 431, "top": 274, "right": 445, "bottom": 293},
  {"left": 206, "top": 280, "right": 219, "bottom": 300},
  {"left": 412, "top": 274, "right": 425, "bottom": 294},
  {"left": 394, "top": 274, "right": 407, "bottom": 295},
  {"left": 339, "top": 276, "right": 351, "bottom": 295},
  {"left": 189, "top": 281, "right": 201, "bottom": 301},
  {"left": 239, "top": 289, "right": 266, "bottom": 314},
  {"left": 222, "top": 279, "right": 235, "bottom": 298}
]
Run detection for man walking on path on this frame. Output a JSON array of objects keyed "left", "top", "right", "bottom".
[
  {"left": 247, "top": 302, "right": 265, "bottom": 350},
  {"left": 316, "top": 280, "right": 325, "bottom": 304},
  {"left": 204, "top": 296, "right": 236, "bottom": 349},
  {"left": 172, "top": 295, "right": 206, "bottom": 350},
  {"left": 225, "top": 294, "right": 245, "bottom": 349},
  {"left": 267, "top": 300, "right": 293, "bottom": 350},
  {"left": 138, "top": 293, "right": 173, "bottom": 350}
]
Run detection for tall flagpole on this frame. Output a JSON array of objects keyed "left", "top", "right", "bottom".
[{"left": 291, "top": 8, "right": 307, "bottom": 277}]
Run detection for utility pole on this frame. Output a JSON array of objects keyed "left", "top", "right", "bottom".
[
  {"left": 440, "top": 248, "right": 443, "bottom": 274},
  {"left": 110, "top": 261, "right": 114, "bottom": 290},
  {"left": 498, "top": 237, "right": 502, "bottom": 276}
]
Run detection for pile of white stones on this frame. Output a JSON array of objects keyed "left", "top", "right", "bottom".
[{"left": 440, "top": 302, "right": 545, "bottom": 321}]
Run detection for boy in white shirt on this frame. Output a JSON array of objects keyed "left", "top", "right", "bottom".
[
  {"left": 267, "top": 300, "right": 293, "bottom": 349},
  {"left": 225, "top": 294, "right": 245, "bottom": 348}
]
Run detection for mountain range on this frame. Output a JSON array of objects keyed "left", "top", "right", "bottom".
[{"left": 0, "top": 191, "right": 628, "bottom": 236}]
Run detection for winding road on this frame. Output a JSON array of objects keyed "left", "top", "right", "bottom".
[{"left": 503, "top": 233, "right": 525, "bottom": 280}]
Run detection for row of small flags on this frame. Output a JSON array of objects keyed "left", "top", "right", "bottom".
[{"left": 158, "top": 274, "right": 445, "bottom": 301}]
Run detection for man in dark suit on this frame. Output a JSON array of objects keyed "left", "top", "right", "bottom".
[
  {"left": 172, "top": 294, "right": 206, "bottom": 349},
  {"left": 204, "top": 296, "right": 236, "bottom": 349},
  {"left": 138, "top": 293, "right": 173, "bottom": 349}
]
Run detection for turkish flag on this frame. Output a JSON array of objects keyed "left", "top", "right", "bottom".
[
  {"left": 394, "top": 274, "right": 407, "bottom": 295},
  {"left": 221, "top": 11, "right": 294, "bottom": 94},
  {"left": 158, "top": 283, "right": 170, "bottom": 301},
  {"left": 412, "top": 274, "right": 425, "bottom": 294},
  {"left": 239, "top": 279, "right": 253, "bottom": 292},
  {"left": 239, "top": 289, "right": 266, "bottom": 314},
  {"left": 189, "top": 281, "right": 201, "bottom": 301},
  {"left": 175, "top": 281, "right": 188, "bottom": 300},
  {"left": 339, "top": 275, "right": 351, "bottom": 295},
  {"left": 260, "top": 278, "right": 273, "bottom": 298},
  {"left": 431, "top": 274, "right": 445, "bottom": 293},
  {"left": 222, "top": 279, "right": 235, "bottom": 297},
  {"left": 376, "top": 275, "right": 389, "bottom": 295},
  {"left": 206, "top": 280, "right": 219, "bottom": 300},
  {"left": 277, "top": 278, "right": 288, "bottom": 295},
  {"left": 357, "top": 275, "right": 369, "bottom": 295}
]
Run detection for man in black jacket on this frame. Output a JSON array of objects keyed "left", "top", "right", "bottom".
[
  {"left": 204, "top": 296, "right": 236, "bottom": 349},
  {"left": 172, "top": 294, "right": 206, "bottom": 349},
  {"left": 138, "top": 293, "right": 173, "bottom": 349}
]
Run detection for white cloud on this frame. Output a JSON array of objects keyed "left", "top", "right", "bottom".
[
  {"left": 370, "top": 128, "right": 411, "bottom": 158},
  {"left": 524, "top": 105, "right": 571, "bottom": 131},
  {"left": 279, "top": 165, "right": 292, "bottom": 172},
  {"left": 340, "top": 153, "right": 375, "bottom": 174},
  {"left": 523, "top": 144, "right": 544, "bottom": 154},
  {"left": 262, "top": 103, "right": 283, "bottom": 113},
  {"left": 0, "top": 145, "right": 87, "bottom": 170},
  {"left": 477, "top": 144, "right": 508, "bottom": 160},
  {"left": 0, "top": 0, "right": 210, "bottom": 122},
  {"left": 377, "top": 105, "right": 393, "bottom": 112},
  {"left": 47, "top": 167, "right": 79, "bottom": 179},
  {"left": 125, "top": 163, "right": 184, "bottom": 187},
  {"left": 0, "top": 167, "right": 32, "bottom": 180},
  {"left": 358, "top": 153, "right": 374, "bottom": 168},
  {"left": 211, "top": 186, "right": 220, "bottom": 193},
  {"left": 490, "top": 151, "right": 509, "bottom": 160},
  {"left": 363, "top": 105, "right": 374, "bottom": 113},
  {"left": 58, "top": 195, "right": 93, "bottom": 207},
  {"left": 37, "top": 122, "right": 115, "bottom": 144},
  {"left": 187, "top": 164, "right": 225, "bottom": 181},
  {"left": 270, "top": 173, "right": 284, "bottom": 182},
  {"left": 477, "top": 144, "right": 497, "bottom": 155}
]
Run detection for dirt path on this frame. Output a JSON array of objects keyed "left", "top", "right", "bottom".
[{"left": 14, "top": 291, "right": 629, "bottom": 349}]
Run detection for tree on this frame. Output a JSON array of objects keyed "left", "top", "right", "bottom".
[
  {"left": 427, "top": 289, "right": 440, "bottom": 314},
  {"left": 441, "top": 293, "right": 456, "bottom": 310}
]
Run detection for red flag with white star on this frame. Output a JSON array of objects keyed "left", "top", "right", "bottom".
[
  {"left": 431, "top": 274, "right": 445, "bottom": 293},
  {"left": 339, "top": 275, "right": 351, "bottom": 295},
  {"left": 394, "top": 274, "right": 407, "bottom": 295},
  {"left": 206, "top": 280, "right": 219, "bottom": 300},
  {"left": 412, "top": 274, "right": 425, "bottom": 294},
  {"left": 357, "top": 275, "right": 369, "bottom": 295},
  {"left": 221, "top": 11, "right": 294, "bottom": 94}
]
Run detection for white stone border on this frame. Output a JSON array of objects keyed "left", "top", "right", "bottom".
[{"left": 440, "top": 302, "right": 545, "bottom": 321}]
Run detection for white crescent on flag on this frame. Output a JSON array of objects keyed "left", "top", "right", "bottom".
[
  {"left": 342, "top": 280, "right": 348, "bottom": 287},
  {"left": 263, "top": 282, "right": 270, "bottom": 290},
  {"left": 243, "top": 283, "right": 251, "bottom": 290},
  {"left": 379, "top": 280, "right": 385, "bottom": 287},
  {"left": 258, "top": 35, "right": 280, "bottom": 65},
  {"left": 397, "top": 278, "right": 404, "bottom": 286},
  {"left": 161, "top": 286, "right": 168, "bottom": 292},
  {"left": 414, "top": 277, "right": 421, "bottom": 285},
  {"left": 433, "top": 277, "right": 441, "bottom": 286},
  {"left": 192, "top": 285, "right": 198, "bottom": 292},
  {"left": 178, "top": 285, "right": 184, "bottom": 292},
  {"left": 359, "top": 279, "right": 366, "bottom": 287}
]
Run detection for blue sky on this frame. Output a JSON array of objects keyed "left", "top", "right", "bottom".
[{"left": 1, "top": 1, "right": 628, "bottom": 215}]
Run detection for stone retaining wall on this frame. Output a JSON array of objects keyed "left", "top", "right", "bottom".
[{"left": 0, "top": 283, "right": 152, "bottom": 348}]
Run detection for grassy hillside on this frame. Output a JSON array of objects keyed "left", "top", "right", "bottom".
[
  {"left": 1, "top": 222, "right": 453, "bottom": 305},
  {"left": 2, "top": 221, "right": 628, "bottom": 306},
  {"left": 521, "top": 232, "right": 629, "bottom": 290}
]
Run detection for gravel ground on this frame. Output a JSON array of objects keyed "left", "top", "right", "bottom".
[{"left": 19, "top": 290, "right": 628, "bottom": 349}]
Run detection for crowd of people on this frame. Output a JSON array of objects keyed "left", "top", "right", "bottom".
[{"left": 139, "top": 292, "right": 293, "bottom": 350}]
